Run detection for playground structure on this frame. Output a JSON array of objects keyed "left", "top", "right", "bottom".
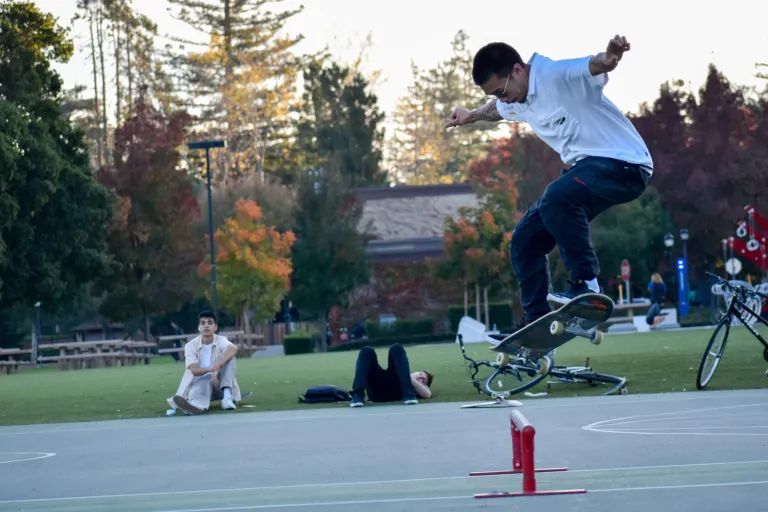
[{"left": 719, "top": 204, "right": 768, "bottom": 325}]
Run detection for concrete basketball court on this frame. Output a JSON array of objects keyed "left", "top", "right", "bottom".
[{"left": 1, "top": 389, "right": 767, "bottom": 511}]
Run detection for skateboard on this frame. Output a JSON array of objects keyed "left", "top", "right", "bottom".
[{"left": 490, "top": 293, "right": 614, "bottom": 372}]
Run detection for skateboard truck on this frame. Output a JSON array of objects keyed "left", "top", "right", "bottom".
[{"left": 549, "top": 318, "right": 604, "bottom": 345}]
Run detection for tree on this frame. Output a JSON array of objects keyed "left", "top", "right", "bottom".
[
  {"left": 166, "top": 0, "right": 304, "bottom": 181},
  {"left": 201, "top": 199, "right": 295, "bottom": 333},
  {"left": 94, "top": 91, "right": 202, "bottom": 341},
  {"left": 0, "top": 1, "right": 113, "bottom": 310},
  {"left": 387, "top": 30, "right": 501, "bottom": 184},
  {"left": 629, "top": 66, "right": 768, "bottom": 275},
  {"left": 432, "top": 207, "right": 513, "bottom": 327},
  {"left": 293, "top": 60, "right": 387, "bottom": 187},
  {"left": 289, "top": 169, "right": 371, "bottom": 349}
]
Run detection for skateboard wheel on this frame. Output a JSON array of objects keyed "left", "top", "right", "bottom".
[
  {"left": 538, "top": 358, "right": 549, "bottom": 375},
  {"left": 496, "top": 353, "right": 510, "bottom": 367},
  {"left": 550, "top": 320, "right": 565, "bottom": 335},
  {"left": 620, "top": 387, "right": 628, "bottom": 395},
  {"left": 591, "top": 330, "right": 603, "bottom": 345}
]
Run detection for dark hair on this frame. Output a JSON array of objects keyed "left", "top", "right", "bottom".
[
  {"left": 472, "top": 42, "right": 524, "bottom": 86},
  {"left": 198, "top": 310, "right": 218, "bottom": 323},
  {"left": 424, "top": 371, "right": 434, "bottom": 387}
]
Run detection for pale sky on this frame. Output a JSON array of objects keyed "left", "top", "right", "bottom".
[{"left": 38, "top": 0, "right": 768, "bottom": 128}]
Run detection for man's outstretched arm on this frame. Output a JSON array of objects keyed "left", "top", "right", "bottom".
[
  {"left": 445, "top": 100, "right": 503, "bottom": 129},
  {"left": 467, "top": 100, "right": 503, "bottom": 123},
  {"left": 588, "top": 34, "right": 630, "bottom": 76}
]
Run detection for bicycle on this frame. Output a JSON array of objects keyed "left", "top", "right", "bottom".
[
  {"left": 457, "top": 334, "right": 627, "bottom": 408},
  {"left": 697, "top": 271, "right": 768, "bottom": 389}
]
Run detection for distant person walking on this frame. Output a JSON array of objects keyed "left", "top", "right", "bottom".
[{"left": 646, "top": 273, "right": 667, "bottom": 329}]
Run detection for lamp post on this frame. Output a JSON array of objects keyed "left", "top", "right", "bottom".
[
  {"left": 33, "top": 301, "right": 41, "bottom": 368},
  {"left": 188, "top": 139, "right": 227, "bottom": 314},
  {"left": 664, "top": 233, "right": 676, "bottom": 307},
  {"left": 680, "top": 228, "right": 690, "bottom": 302}
]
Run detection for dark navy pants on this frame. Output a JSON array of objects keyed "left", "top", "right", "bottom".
[
  {"left": 510, "top": 157, "right": 649, "bottom": 322},
  {"left": 351, "top": 344, "right": 414, "bottom": 402}
]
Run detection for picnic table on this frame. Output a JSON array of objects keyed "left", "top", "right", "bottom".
[
  {"left": 156, "top": 331, "right": 266, "bottom": 359},
  {"left": 605, "top": 301, "right": 651, "bottom": 325},
  {"left": 0, "top": 348, "right": 34, "bottom": 374},
  {"left": 37, "top": 340, "right": 158, "bottom": 370}
]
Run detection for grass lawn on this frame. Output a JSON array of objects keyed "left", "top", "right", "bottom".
[{"left": 1, "top": 326, "right": 767, "bottom": 427}]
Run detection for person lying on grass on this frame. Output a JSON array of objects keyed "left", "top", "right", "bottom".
[
  {"left": 167, "top": 310, "right": 244, "bottom": 415},
  {"left": 349, "top": 343, "right": 434, "bottom": 407}
]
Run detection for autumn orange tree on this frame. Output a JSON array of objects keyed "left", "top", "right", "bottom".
[
  {"left": 432, "top": 207, "right": 513, "bottom": 328},
  {"left": 202, "top": 198, "right": 295, "bottom": 333}
]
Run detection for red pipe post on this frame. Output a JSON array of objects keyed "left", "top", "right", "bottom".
[
  {"left": 511, "top": 415, "right": 522, "bottom": 472},
  {"left": 521, "top": 425, "right": 537, "bottom": 493}
]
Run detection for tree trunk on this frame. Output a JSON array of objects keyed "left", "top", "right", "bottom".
[
  {"left": 126, "top": 21, "right": 133, "bottom": 112},
  {"left": 483, "top": 286, "right": 490, "bottom": 330},
  {"left": 141, "top": 301, "right": 151, "bottom": 365},
  {"left": 319, "top": 309, "right": 328, "bottom": 352},
  {"left": 242, "top": 302, "right": 252, "bottom": 335},
  {"left": 463, "top": 279, "right": 468, "bottom": 317},
  {"left": 97, "top": 2, "right": 109, "bottom": 163},
  {"left": 88, "top": 6, "right": 103, "bottom": 167},
  {"left": 475, "top": 282, "right": 480, "bottom": 321},
  {"left": 113, "top": 18, "right": 122, "bottom": 122}
]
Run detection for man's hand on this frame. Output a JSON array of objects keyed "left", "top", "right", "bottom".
[
  {"left": 211, "top": 370, "right": 220, "bottom": 388},
  {"left": 603, "top": 35, "right": 630, "bottom": 71},
  {"left": 210, "top": 361, "right": 222, "bottom": 373},
  {"left": 445, "top": 107, "right": 472, "bottom": 129}
]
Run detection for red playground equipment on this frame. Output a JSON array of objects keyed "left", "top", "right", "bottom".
[{"left": 731, "top": 204, "right": 768, "bottom": 271}]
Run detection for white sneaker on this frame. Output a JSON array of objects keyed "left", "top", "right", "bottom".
[
  {"left": 404, "top": 398, "right": 418, "bottom": 405},
  {"left": 221, "top": 398, "right": 237, "bottom": 410},
  {"left": 350, "top": 400, "right": 364, "bottom": 408}
]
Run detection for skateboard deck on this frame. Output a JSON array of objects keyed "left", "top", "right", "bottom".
[{"left": 491, "top": 293, "right": 614, "bottom": 359}]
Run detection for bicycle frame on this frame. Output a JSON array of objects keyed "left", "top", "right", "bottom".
[{"left": 709, "top": 272, "right": 768, "bottom": 351}]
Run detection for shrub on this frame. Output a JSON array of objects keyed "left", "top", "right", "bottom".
[{"left": 283, "top": 331, "right": 321, "bottom": 355}]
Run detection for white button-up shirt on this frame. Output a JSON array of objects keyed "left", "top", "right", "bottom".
[{"left": 496, "top": 53, "right": 653, "bottom": 173}]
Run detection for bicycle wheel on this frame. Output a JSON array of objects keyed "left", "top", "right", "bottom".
[
  {"left": 483, "top": 355, "right": 552, "bottom": 396},
  {"left": 696, "top": 315, "right": 731, "bottom": 390}
]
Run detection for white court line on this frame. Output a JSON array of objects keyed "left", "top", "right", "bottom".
[
  {"left": 1, "top": 392, "right": 765, "bottom": 437},
  {"left": 583, "top": 403, "right": 768, "bottom": 436},
  {"left": 0, "top": 452, "right": 56, "bottom": 464},
  {"left": 610, "top": 425, "right": 768, "bottom": 432},
  {"left": 2, "top": 459, "right": 768, "bottom": 505},
  {"left": 156, "top": 480, "right": 768, "bottom": 511},
  {"left": 599, "top": 410, "right": 768, "bottom": 428}
]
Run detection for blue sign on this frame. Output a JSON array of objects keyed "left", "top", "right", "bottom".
[{"left": 677, "top": 257, "right": 688, "bottom": 317}]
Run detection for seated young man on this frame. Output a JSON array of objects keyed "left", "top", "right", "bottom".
[
  {"left": 350, "top": 343, "right": 434, "bottom": 407},
  {"left": 167, "top": 310, "right": 244, "bottom": 415}
]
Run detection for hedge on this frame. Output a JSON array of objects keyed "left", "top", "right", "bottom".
[
  {"left": 447, "top": 302, "right": 515, "bottom": 332},
  {"left": 328, "top": 333, "right": 453, "bottom": 352},
  {"left": 283, "top": 331, "right": 322, "bottom": 355},
  {"left": 365, "top": 318, "right": 434, "bottom": 338}
]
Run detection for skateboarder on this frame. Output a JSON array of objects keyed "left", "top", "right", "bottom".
[{"left": 445, "top": 35, "right": 652, "bottom": 327}]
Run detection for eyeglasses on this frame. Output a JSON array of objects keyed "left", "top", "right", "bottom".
[{"left": 485, "top": 72, "right": 511, "bottom": 101}]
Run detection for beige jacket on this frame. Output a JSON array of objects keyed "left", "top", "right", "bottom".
[{"left": 172, "top": 334, "right": 242, "bottom": 402}]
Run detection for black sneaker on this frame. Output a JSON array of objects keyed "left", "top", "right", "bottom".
[
  {"left": 403, "top": 393, "right": 418, "bottom": 405},
  {"left": 349, "top": 394, "right": 365, "bottom": 408}
]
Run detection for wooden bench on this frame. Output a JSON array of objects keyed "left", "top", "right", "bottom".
[
  {"left": 38, "top": 340, "right": 158, "bottom": 370},
  {"left": 156, "top": 332, "right": 266, "bottom": 359},
  {"left": 605, "top": 302, "right": 651, "bottom": 324},
  {"left": 0, "top": 348, "right": 34, "bottom": 374}
]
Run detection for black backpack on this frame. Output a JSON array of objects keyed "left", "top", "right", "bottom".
[{"left": 298, "top": 385, "right": 352, "bottom": 404}]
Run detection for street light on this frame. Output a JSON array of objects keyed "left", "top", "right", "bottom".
[
  {"left": 663, "top": 234, "right": 676, "bottom": 307},
  {"left": 679, "top": 228, "right": 690, "bottom": 307},
  {"left": 187, "top": 139, "right": 227, "bottom": 314},
  {"left": 33, "top": 301, "right": 41, "bottom": 368}
]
